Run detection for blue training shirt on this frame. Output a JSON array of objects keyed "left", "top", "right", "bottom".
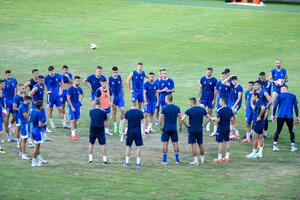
[
  {"left": 32, "top": 84, "right": 44, "bottom": 102},
  {"left": 89, "top": 108, "right": 107, "bottom": 128},
  {"left": 245, "top": 90, "right": 253, "bottom": 112},
  {"left": 109, "top": 75, "right": 123, "bottom": 97},
  {"left": 253, "top": 99, "right": 264, "bottom": 123},
  {"left": 216, "top": 106, "right": 234, "bottom": 134},
  {"left": 200, "top": 76, "right": 217, "bottom": 100},
  {"left": 262, "top": 80, "right": 272, "bottom": 95},
  {"left": 158, "top": 78, "right": 175, "bottom": 102},
  {"left": 273, "top": 92, "right": 298, "bottom": 119},
  {"left": 229, "top": 84, "right": 243, "bottom": 108},
  {"left": 185, "top": 106, "right": 207, "bottom": 132},
  {"left": 28, "top": 78, "right": 38, "bottom": 91},
  {"left": 125, "top": 109, "right": 144, "bottom": 133},
  {"left": 61, "top": 72, "right": 73, "bottom": 84},
  {"left": 13, "top": 94, "right": 23, "bottom": 113},
  {"left": 31, "top": 109, "right": 43, "bottom": 131},
  {"left": 44, "top": 73, "right": 62, "bottom": 98},
  {"left": 161, "top": 104, "right": 180, "bottom": 131},
  {"left": 85, "top": 74, "right": 106, "bottom": 95},
  {"left": 67, "top": 86, "right": 83, "bottom": 105},
  {"left": 3, "top": 77, "right": 18, "bottom": 100},
  {"left": 216, "top": 80, "right": 230, "bottom": 99},
  {"left": 18, "top": 103, "right": 29, "bottom": 124},
  {"left": 132, "top": 70, "right": 145, "bottom": 92},
  {"left": 144, "top": 80, "right": 158, "bottom": 103}
]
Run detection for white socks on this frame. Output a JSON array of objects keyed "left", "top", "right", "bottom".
[
  {"left": 218, "top": 154, "right": 222, "bottom": 159},
  {"left": 105, "top": 128, "right": 109, "bottom": 134},
  {"left": 213, "top": 125, "right": 217, "bottom": 133},
  {"left": 71, "top": 129, "right": 76, "bottom": 136},
  {"left": 148, "top": 122, "right": 153, "bottom": 129},
  {"left": 113, "top": 122, "right": 117, "bottom": 129},
  {"left": 136, "top": 157, "right": 141, "bottom": 165},
  {"left": 125, "top": 156, "right": 130, "bottom": 164},
  {"left": 103, "top": 156, "right": 108, "bottom": 162},
  {"left": 225, "top": 152, "right": 230, "bottom": 159},
  {"left": 89, "top": 154, "right": 93, "bottom": 161},
  {"left": 246, "top": 132, "right": 250, "bottom": 139}
]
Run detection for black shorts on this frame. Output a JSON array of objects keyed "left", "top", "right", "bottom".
[
  {"left": 253, "top": 121, "right": 264, "bottom": 135},
  {"left": 89, "top": 126, "right": 106, "bottom": 145},
  {"left": 161, "top": 129, "right": 178, "bottom": 143},
  {"left": 126, "top": 132, "right": 143, "bottom": 147},
  {"left": 188, "top": 131, "right": 203, "bottom": 145}
]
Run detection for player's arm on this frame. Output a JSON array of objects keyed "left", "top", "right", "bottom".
[
  {"left": 167, "top": 80, "right": 175, "bottom": 93},
  {"left": 141, "top": 118, "right": 146, "bottom": 135},
  {"left": 198, "top": 81, "right": 202, "bottom": 99},
  {"left": 272, "top": 97, "right": 279, "bottom": 119},
  {"left": 269, "top": 71, "right": 274, "bottom": 83},
  {"left": 213, "top": 87, "right": 217, "bottom": 106},
  {"left": 28, "top": 87, "right": 37, "bottom": 97},
  {"left": 22, "top": 109, "right": 29, "bottom": 120},
  {"left": 178, "top": 112, "right": 182, "bottom": 132},
  {"left": 211, "top": 116, "right": 220, "bottom": 123},
  {"left": 158, "top": 113, "right": 165, "bottom": 131},
  {"left": 294, "top": 97, "right": 299, "bottom": 121},
  {"left": 222, "top": 75, "right": 232, "bottom": 86},
  {"left": 257, "top": 105, "right": 265, "bottom": 121},
  {"left": 83, "top": 76, "right": 92, "bottom": 90},
  {"left": 233, "top": 91, "right": 242, "bottom": 109},
  {"left": 264, "top": 92, "right": 273, "bottom": 109},
  {"left": 65, "top": 73, "right": 73, "bottom": 85},
  {"left": 243, "top": 93, "right": 247, "bottom": 110},
  {"left": 67, "top": 95, "right": 75, "bottom": 112},
  {"left": 181, "top": 114, "right": 189, "bottom": 128},
  {"left": 24, "top": 81, "right": 31, "bottom": 89},
  {"left": 143, "top": 89, "right": 148, "bottom": 106},
  {"left": 126, "top": 72, "right": 133, "bottom": 92},
  {"left": 121, "top": 78, "right": 125, "bottom": 99}
]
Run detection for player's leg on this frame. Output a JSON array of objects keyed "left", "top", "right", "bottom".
[
  {"left": 15, "top": 113, "right": 21, "bottom": 148},
  {"left": 124, "top": 132, "right": 134, "bottom": 166},
  {"left": 205, "top": 104, "right": 213, "bottom": 132},
  {"left": 0, "top": 118, "right": 6, "bottom": 153},
  {"left": 57, "top": 98, "right": 68, "bottom": 128},
  {"left": 155, "top": 105, "right": 160, "bottom": 126},
  {"left": 119, "top": 105, "right": 125, "bottom": 134},
  {"left": 98, "top": 131, "right": 109, "bottom": 164},
  {"left": 273, "top": 117, "right": 284, "bottom": 151},
  {"left": 32, "top": 143, "right": 41, "bottom": 167},
  {"left": 88, "top": 132, "right": 96, "bottom": 163},
  {"left": 224, "top": 141, "right": 231, "bottom": 161},
  {"left": 105, "top": 110, "right": 112, "bottom": 135},
  {"left": 263, "top": 109, "right": 269, "bottom": 138},
  {"left": 246, "top": 132, "right": 258, "bottom": 158},
  {"left": 214, "top": 142, "right": 224, "bottom": 162},
  {"left": 20, "top": 123, "right": 30, "bottom": 160},
  {"left": 171, "top": 130, "right": 180, "bottom": 164},
  {"left": 257, "top": 134, "right": 264, "bottom": 157},
  {"left": 112, "top": 104, "right": 118, "bottom": 133},
  {"left": 137, "top": 92, "right": 143, "bottom": 110},
  {"left": 198, "top": 132, "right": 205, "bottom": 163},
  {"left": 4, "top": 111, "right": 14, "bottom": 142},
  {"left": 286, "top": 118, "right": 297, "bottom": 152},
  {"left": 134, "top": 133, "right": 143, "bottom": 168},
  {"left": 70, "top": 106, "right": 80, "bottom": 139},
  {"left": 269, "top": 91, "right": 278, "bottom": 120},
  {"left": 188, "top": 131, "right": 198, "bottom": 165}
]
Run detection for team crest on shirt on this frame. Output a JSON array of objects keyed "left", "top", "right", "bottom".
[
  {"left": 135, "top": 76, "right": 138, "bottom": 79},
  {"left": 118, "top": 81, "right": 120, "bottom": 84},
  {"left": 168, "top": 83, "right": 170, "bottom": 85}
]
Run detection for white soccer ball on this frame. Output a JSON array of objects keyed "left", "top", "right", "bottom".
[
  {"left": 2, "top": 109, "right": 8, "bottom": 117},
  {"left": 90, "top": 43, "right": 97, "bottom": 49}
]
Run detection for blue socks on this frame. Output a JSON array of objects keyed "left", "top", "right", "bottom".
[
  {"left": 163, "top": 153, "right": 168, "bottom": 162},
  {"left": 174, "top": 152, "right": 180, "bottom": 163}
]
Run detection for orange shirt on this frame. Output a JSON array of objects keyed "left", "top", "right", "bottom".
[{"left": 99, "top": 88, "right": 110, "bottom": 109}]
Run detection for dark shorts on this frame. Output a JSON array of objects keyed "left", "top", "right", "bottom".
[
  {"left": 188, "top": 131, "right": 203, "bottom": 145},
  {"left": 112, "top": 96, "right": 125, "bottom": 108},
  {"left": 144, "top": 101, "right": 156, "bottom": 114},
  {"left": 126, "top": 131, "right": 143, "bottom": 147},
  {"left": 253, "top": 121, "right": 265, "bottom": 134},
  {"left": 161, "top": 129, "right": 178, "bottom": 143},
  {"left": 89, "top": 126, "right": 106, "bottom": 145},
  {"left": 131, "top": 91, "right": 144, "bottom": 103},
  {"left": 216, "top": 131, "right": 230, "bottom": 143},
  {"left": 5, "top": 100, "right": 13, "bottom": 113},
  {"left": 245, "top": 110, "right": 253, "bottom": 124},
  {"left": 60, "top": 89, "right": 68, "bottom": 104},
  {"left": 47, "top": 94, "right": 62, "bottom": 108},
  {"left": 200, "top": 98, "right": 214, "bottom": 109}
]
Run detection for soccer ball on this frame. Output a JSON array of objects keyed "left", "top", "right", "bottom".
[
  {"left": 145, "top": 126, "right": 151, "bottom": 134},
  {"left": 2, "top": 109, "right": 8, "bottom": 117},
  {"left": 275, "top": 79, "right": 285, "bottom": 86},
  {"left": 90, "top": 43, "right": 97, "bottom": 49}
]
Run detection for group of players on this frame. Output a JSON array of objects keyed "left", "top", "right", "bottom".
[{"left": 0, "top": 60, "right": 298, "bottom": 168}]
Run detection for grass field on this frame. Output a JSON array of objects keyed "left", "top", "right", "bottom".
[{"left": 1, "top": 0, "right": 300, "bottom": 199}]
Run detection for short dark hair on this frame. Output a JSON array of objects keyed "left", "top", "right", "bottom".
[
  {"left": 221, "top": 97, "right": 228, "bottom": 105},
  {"left": 224, "top": 68, "right": 230, "bottom": 74},
  {"left": 253, "top": 92, "right": 260, "bottom": 99},
  {"left": 24, "top": 95, "right": 32, "bottom": 101},
  {"left": 207, "top": 67, "right": 213, "bottom": 71},
  {"left": 18, "top": 84, "right": 24, "bottom": 87},
  {"left": 48, "top": 66, "right": 54, "bottom": 71},
  {"left": 112, "top": 66, "right": 118, "bottom": 71},
  {"left": 231, "top": 76, "right": 238, "bottom": 80},
  {"left": 5, "top": 69, "right": 11, "bottom": 74},
  {"left": 32, "top": 69, "right": 39, "bottom": 73},
  {"left": 62, "top": 65, "right": 68, "bottom": 69},
  {"left": 38, "top": 75, "right": 44, "bottom": 79},
  {"left": 0, "top": 79, "right": 4, "bottom": 84},
  {"left": 95, "top": 98, "right": 101, "bottom": 106},
  {"left": 96, "top": 66, "right": 102, "bottom": 70},
  {"left": 160, "top": 68, "right": 167, "bottom": 72},
  {"left": 101, "top": 77, "right": 107, "bottom": 82},
  {"left": 221, "top": 71, "right": 226, "bottom": 75},
  {"left": 189, "top": 97, "right": 197, "bottom": 104},
  {"left": 255, "top": 80, "right": 262, "bottom": 85},
  {"left": 74, "top": 76, "right": 81, "bottom": 80},
  {"left": 248, "top": 81, "right": 254, "bottom": 85},
  {"left": 259, "top": 72, "right": 265, "bottom": 76},
  {"left": 137, "top": 62, "right": 143, "bottom": 66},
  {"left": 166, "top": 95, "right": 173, "bottom": 102},
  {"left": 148, "top": 72, "right": 155, "bottom": 76},
  {"left": 34, "top": 101, "right": 43, "bottom": 109}
]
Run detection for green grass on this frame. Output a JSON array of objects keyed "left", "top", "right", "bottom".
[{"left": 1, "top": 0, "right": 300, "bottom": 199}]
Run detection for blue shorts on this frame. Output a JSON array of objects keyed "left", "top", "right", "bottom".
[
  {"left": 131, "top": 91, "right": 144, "bottom": 103},
  {"left": 32, "top": 128, "right": 43, "bottom": 144},
  {"left": 60, "top": 89, "right": 68, "bottom": 104},
  {"left": 188, "top": 130, "right": 203, "bottom": 145},
  {"left": 216, "top": 131, "right": 230, "bottom": 143},
  {"left": 126, "top": 131, "right": 143, "bottom": 147},
  {"left": 68, "top": 105, "right": 80, "bottom": 120},
  {"left": 14, "top": 112, "right": 21, "bottom": 126},
  {"left": 253, "top": 121, "right": 265, "bottom": 134},
  {"left": 200, "top": 98, "right": 214, "bottom": 109},
  {"left": 144, "top": 102, "right": 156, "bottom": 114},
  {"left": 159, "top": 99, "right": 166, "bottom": 107},
  {"left": 5, "top": 99, "right": 13, "bottom": 113},
  {"left": 112, "top": 96, "right": 125, "bottom": 108},
  {"left": 272, "top": 85, "right": 281, "bottom": 94},
  {"left": 0, "top": 117, "right": 2, "bottom": 131},
  {"left": 104, "top": 107, "right": 111, "bottom": 114},
  {"left": 90, "top": 93, "right": 96, "bottom": 101},
  {"left": 245, "top": 110, "right": 253, "bottom": 124},
  {"left": 47, "top": 94, "right": 62, "bottom": 108},
  {"left": 89, "top": 132, "right": 106, "bottom": 145},
  {"left": 161, "top": 129, "right": 178, "bottom": 143},
  {"left": 20, "top": 123, "right": 30, "bottom": 139}
]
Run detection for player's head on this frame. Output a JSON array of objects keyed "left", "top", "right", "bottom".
[
  {"left": 188, "top": 97, "right": 197, "bottom": 107},
  {"left": 48, "top": 66, "right": 55, "bottom": 76},
  {"left": 32, "top": 69, "right": 39, "bottom": 78},
  {"left": 131, "top": 99, "right": 137, "bottom": 108},
  {"left": 220, "top": 97, "right": 228, "bottom": 107},
  {"left": 275, "top": 59, "right": 281, "bottom": 69},
  {"left": 259, "top": 72, "right": 266, "bottom": 82},
  {"left": 220, "top": 71, "right": 226, "bottom": 81},
  {"left": 206, "top": 67, "right": 213, "bottom": 77},
  {"left": 94, "top": 98, "right": 101, "bottom": 108},
  {"left": 160, "top": 69, "right": 168, "bottom": 79},
  {"left": 17, "top": 84, "right": 25, "bottom": 94},
  {"left": 252, "top": 92, "right": 260, "bottom": 102},
  {"left": 224, "top": 68, "right": 230, "bottom": 77},
  {"left": 34, "top": 101, "right": 43, "bottom": 110},
  {"left": 101, "top": 77, "right": 108, "bottom": 89},
  {"left": 165, "top": 95, "right": 173, "bottom": 104},
  {"left": 96, "top": 66, "right": 102, "bottom": 76},
  {"left": 74, "top": 76, "right": 81, "bottom": 87},
  {"left": 137, "top": 62, "right": 143, "bottom": 71},
  {"left": 62, "top": 65, "right": 68, "bottom": 74},
  {"left": 247, "top": 81, "right": 254, "bottom": 90},
  {"left": 280, "top": 84, "right": 288, "bottom": 93},
  {"left": 254, "top": 80, "right": 262, "bottom": 90},
  {"left": 5, "top": 69, "right": 12, "bottom": 80},
  {"left": 37, "top": 75, "right": 44, "bottom": 85},
  {"left": 0, "top": 79, "right": 5, "bottom": 89},
  {"left": 230, "top": 76, "right": 238, "bottom": 86},
  {"left": 24, "top": 95, "right": 32, "bottom": 105},
  {"left": 112, "top": 66, "right": 118, "bottom": 77},
  {"left": 158, "top": 69, "right": 162, "bottom": 78},
  {"left": 148, "top": 72, "right": 155, "bottom": 82}
]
